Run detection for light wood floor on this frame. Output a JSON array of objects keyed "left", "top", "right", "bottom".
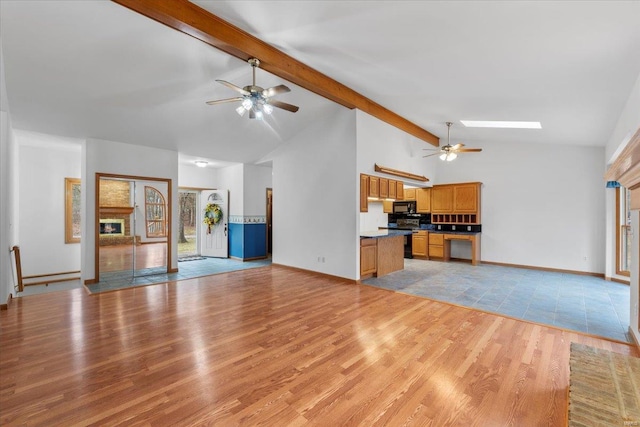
[
  {"left": 99, "top": 242, "right": 167, "bottom": 273},
  {"left": 1, "top": 265, "right": 637, "bottom": 426}
]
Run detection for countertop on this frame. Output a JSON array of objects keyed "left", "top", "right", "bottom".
[
  {"left": 429, "top": 230, "right": 481, "bottom": 235},
  {"left": 360, "top": 229, "right": 414, "bottom": 238}
]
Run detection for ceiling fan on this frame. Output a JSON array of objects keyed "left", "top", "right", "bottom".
[
  {"left": 206, "top": 58, "right": 299, "bottom": 120},
  {"left": 423, "top": 122, "right": 482, "bottom": 161}
]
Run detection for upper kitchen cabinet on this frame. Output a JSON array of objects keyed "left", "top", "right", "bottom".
[
  {"left": 453, "top": 183, "right": 479, "bottom": 213},
  {"left": 379, "top": 178, "right": 389, "bottom": 198},
  {"left": 431, "top": 186, "right": 453, "bottom": 213},
  {"left": 416, "top": 188, "right": 431, "bottom": 213},
  {"left": 368, "top": 176, "right": 379, "bottom": 198},
  {"left": 396, "top": 181, "right": 404, "bottom": 200},
  {"left": 388, "top": 180, "right": 396, "bottom": 199},
  {"left": 431, "top": 182, "right": 482, "bottom": 224},
  {"left": 360, "top": 174, "right": 369, "bottom": 213},
  {"left": 404, "top": 188, "right": 416, "bottom": 201}
]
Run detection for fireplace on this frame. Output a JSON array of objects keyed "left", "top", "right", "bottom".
[{"left": 100, "top": 218, "right": 125, "bottom": 236}]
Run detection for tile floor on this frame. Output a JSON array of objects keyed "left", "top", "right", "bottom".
[
  {"left": 362, "top": 259, "right": 632, "bottom": 343},
  {"left": 86, "top": 257, "right": 272, "bottom": 294}
]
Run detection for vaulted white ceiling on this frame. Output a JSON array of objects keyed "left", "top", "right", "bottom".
[{"left": 1, "top": 1, "right": 639, "bottom": 166}]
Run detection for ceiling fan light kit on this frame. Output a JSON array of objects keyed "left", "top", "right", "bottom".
[
  {"left": 423, "top": 121, "right": 483, "bottom": 161},
  {"left": 206, "top": 58, "right": 299, "bottom": 120}
]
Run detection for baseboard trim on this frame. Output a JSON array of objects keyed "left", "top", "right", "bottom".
[
  {"left": 168, "top": 267, "right": 178, "bottom": 273},
  {"left": 605, "top": 276, "right": 631, "bottom": 285},
  {"left": 630, "top": 327, "right": 640, "bottom": 350},
  {"left": 272, "top": 263, "right": 357, "bottom": 285},
  {"left": 482, "top": 260, "right": 604, "bottom": 278},
  {"left": 0, "top": 293, "right": 12, "bottom": 310},
  {"left": 84, "top": 278, "right": 98, "bottom": 285},
  {"left": 230, "top": 256, "right": 268, "bottom": 262}
]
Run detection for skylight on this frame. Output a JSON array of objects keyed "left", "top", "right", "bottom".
[{"left": 460, "top": 120, "right": 542, "bottom": 129}]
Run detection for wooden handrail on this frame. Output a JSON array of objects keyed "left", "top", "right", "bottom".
[
  {"left": 10, "top": 246, "right": 24, "bottom": 292},
  {"left": 9, "top": 246, "right": 80, "bottom": 291}
]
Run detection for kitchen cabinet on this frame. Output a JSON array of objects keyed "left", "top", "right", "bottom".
[
  {"left": 360, "top": 238, "right": 377, "bottom": 276},
  {"left": 388, "top": 180, "right": 396, "bottom": 199},
  {"left": 431, "top": 182, "right": 481, "bottom": 224},
  {"left": 368, "top": 176, "right": 379, "bottom": 198},
  {"left": 404, "top": 188, "right": 416, "bottom": 201},
  {"left": 412, "top": 230, "right": 428, "bottom": 257},
  {"left": 431, "top": 186, "right": 453, "bottom": 213},
  {"left": 416, "top": 188, "right": 431, "bottom": 213},
  {"left": 428, "top": 233, "right": 444, "bottom": 258},
  {"left": 396, "top": 181, "right": 404, "bottom": 200},
  {"left": 383, "top": 200, "right": 393, "bottom": 213},
  {"left": 380, "top": 178, "right": 389, "bottom": 198},
  {"left": 360, "top": 174, "right": 369, "bottom": 212},
  {"left": 453, "top": 183, "right": 478, "bottom": 213}
]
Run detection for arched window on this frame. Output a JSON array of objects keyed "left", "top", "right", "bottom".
[{"left": 145, "top": 186, "right": 167, "bottom": 238}]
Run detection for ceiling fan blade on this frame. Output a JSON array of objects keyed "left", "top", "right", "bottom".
[
  {"left": 451, "top": 143, "right": 464, "bottom": 150},
  {"left": 216, "top": 79, "right": 250, "bottom": 96},
  {"left": 269, "top": 100, "right": 299, "bottom": 113},
  {"left": 205, "top": 97, "right": 243, "bottom": 105},
  {"left": 262, "top": 84, "right": 291, "bottom": 98},
  {"left": 457, "top": 148, "right": 483, "bottom": 152}
]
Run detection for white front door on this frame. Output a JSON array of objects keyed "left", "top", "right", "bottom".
[{"left": 200, "top": 189, "right": 229, "bottom": 258}]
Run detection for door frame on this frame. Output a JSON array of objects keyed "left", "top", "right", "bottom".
[
  {"left": 94, "top": 172, "right": 172, "bottom": 282},
  {"left": 266, "top": 188, "right": 272, "bottom": 255}
]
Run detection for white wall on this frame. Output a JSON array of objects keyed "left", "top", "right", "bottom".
[
  {"left": 243, "top": 164, "right": 272, "bottom": 216},
  {"left": 178, "top": 164, "right": 218, "bottom": 189},
  {"left": 16, "top": 132, "right": 82, "bottom": 275},
  {"left": 0, "top": 110, "right": 13, "bottom": 305},
  {"left": 436, "top": 141, "right": 606, "bottom": 273},
  {"left": 360, "top": 201, "right": 388, "bottom": 232},
  {"left": 356, "top": 110, "right": 439, "bottom": 185},
  {"left": 273, "top": 106, "right": 358, "bottom": 279},
  {"left": 82, "top": 139, "right": 179, "bottom": 282},
  {"left": 217, "top": 164, "right": 244, "bottom": 217}
]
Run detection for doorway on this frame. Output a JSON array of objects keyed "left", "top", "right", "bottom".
[
  {"left": 266, "top": 188, "right": 273, "bottom": 255},
  {"left": 95, "top": 173, "right": 171, "bottom": 283},
  {"left": 178, "top": 190, "right": 199, "bottom": 258}
]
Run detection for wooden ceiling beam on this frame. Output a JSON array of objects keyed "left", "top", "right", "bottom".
[{"left": 112, "top": 0, "right": 440, "bottom": 146}]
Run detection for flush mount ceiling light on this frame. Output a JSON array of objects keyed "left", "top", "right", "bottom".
[
  {"left": 194, "top": 160, "right": 208, "bottom": 168},
  {"left": 460, "top": 120, "right": 542, "bottom": 129},
  {"left": 206, "top": 58, "right": 299, "bottom": 120},
  {"left": 422, "top": 122, "right": 483, "bottom": 161}
]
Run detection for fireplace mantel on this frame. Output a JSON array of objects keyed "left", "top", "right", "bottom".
[{"left": 99, "top": 206, "right": 134, "bottom": 215}]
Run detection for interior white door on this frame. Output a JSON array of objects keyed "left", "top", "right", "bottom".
[{"left": 200, "top": 189, "right": 229, "bottom": 258}]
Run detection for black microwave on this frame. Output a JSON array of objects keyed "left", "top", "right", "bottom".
[{"left": 393, "top": 201, "right": 416, "bottom": 213}]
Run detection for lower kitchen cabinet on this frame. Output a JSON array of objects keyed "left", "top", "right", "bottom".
[
  {"left": 360, "top": 238, "right": 377, "bottom": 276},
  {"left": 412, "top": 230, "right": 428, "bottom": 258},
  {"left": 428, "top": 233, "right": 444, "bottom": 258}
]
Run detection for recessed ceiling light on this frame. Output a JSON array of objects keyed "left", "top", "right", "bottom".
[
  {"left": 194, "top": 160, "right": 208, "bottom": 168},
  {"left": 460, "top": 120, "right": 542, "bottom": 129}
]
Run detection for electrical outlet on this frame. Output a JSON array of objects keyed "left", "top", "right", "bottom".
[
  {"left": 467, "top": 226, "right": 471, "bottom": 231},
  {"left": 452, "top": 225, "right": 456, "bottom": 231}
]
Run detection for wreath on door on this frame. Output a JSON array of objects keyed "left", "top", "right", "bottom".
[{"left": 203, "top": 203, "right": 223, "bottom": 234}]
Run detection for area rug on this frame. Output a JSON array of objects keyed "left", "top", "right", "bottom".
[
  {"left": 568, "top": 342, "right": 640, "bottom": 426},
  {"left": 178, "top": 256, "right": 206, "bottom": 262}
]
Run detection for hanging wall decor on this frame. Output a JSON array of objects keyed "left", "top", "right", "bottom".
[{"left": 203, "top": 203, "right": 223, "bottom": 234}]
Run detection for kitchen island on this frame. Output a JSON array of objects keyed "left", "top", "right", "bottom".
[{"left": 360, "top": 229, "right": 413, "bottom": 278}]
